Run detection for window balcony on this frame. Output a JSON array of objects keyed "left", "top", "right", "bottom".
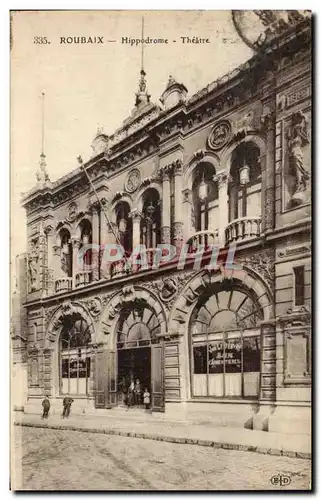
[
  {"left": 225, "top": 216, "right": 261, "bottom": 245},
  {"left": 186, "top": 230, "right": 219, "bottom": 252},
  {"left": 109, "top": 248, "right": 162, "bottom": 278},
  {"left": 75, "top": 271, "right": 92, "bottom": 288},
  {"left": 110, "top": 258, "right": 131, "bottom": 279},
  {"left": 55, "top": 277, "right": 73, "bottom": 294}
]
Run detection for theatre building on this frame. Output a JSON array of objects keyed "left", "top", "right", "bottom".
[{"left": 12, "top": 13, "right": 311, "bottom": 434}]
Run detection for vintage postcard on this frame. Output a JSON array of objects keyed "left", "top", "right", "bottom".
[{"left": 10, "top": 10, "right": 312, "bottom": 491}]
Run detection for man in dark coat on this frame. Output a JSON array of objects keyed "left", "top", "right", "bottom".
[
  {"left": 41, "top": 395, "right": 50, "bottom": 419},
  {"left": 62, "top": 396, "right": 74, "bottom": 418}
]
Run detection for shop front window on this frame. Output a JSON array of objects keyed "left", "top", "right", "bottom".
[
  {"left": 190, "top": 286, "right": 263, "bottom": 399},
  {"left": 59, "top": 315, "right": 91, "bottom": 395}
]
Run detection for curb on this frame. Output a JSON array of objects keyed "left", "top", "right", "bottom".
[{"left": 14, "top": 421, "right": 311, "bottom": 460}]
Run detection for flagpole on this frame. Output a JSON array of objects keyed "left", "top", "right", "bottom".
[
  {"left": 141, "top": 16, "right": 144, "bottom": 71},
  {"left": 78, "top": 157, "right": 123, "bottom": 250}
]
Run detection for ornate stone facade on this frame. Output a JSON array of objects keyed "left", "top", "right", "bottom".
[{"left": 15, "top": 13, "right": 311, "bottom": 432}]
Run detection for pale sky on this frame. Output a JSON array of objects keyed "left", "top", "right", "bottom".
[{"left": 10, "top": 10, "right": 253, "bottom": 263}]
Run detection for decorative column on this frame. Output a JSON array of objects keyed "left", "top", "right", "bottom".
[
  {"left": 90, "top": 202, "right": 100, "bottom": 281},
  {"left": 129, "top": 209, "right": 142, "bottom": 250},
  {"left": 213, "top": 171, "right": 232, "bottom": 247},
  {"left": 182, "top": 188, "right": 194, "bottom": 241},
  {"left": 173, "top": 159, "right": 184, "bottom": 251},
  {"left": 262, "top": 111, "right": 275, "bottom": 233},
  {"left": 129, "top": 210, "right": 142, "bottom": 273},
  {"left": 71, "top": 237, "right": 81, "bottom": 289},
  {"left": 159, "top": 165, "right": 172, "bottom": 244}
]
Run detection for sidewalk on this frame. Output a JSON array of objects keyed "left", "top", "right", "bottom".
[{"left": 14, "top": 410, "right": 311, "bottom": 459}]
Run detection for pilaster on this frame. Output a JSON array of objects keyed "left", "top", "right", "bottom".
[
  {"left": 262, "top": 110, "right": 276, "bottom": 233},
  {"left": 159, "top": 164, "right": 172, "bottom": 245},
  {"left": 213, "top": 171, "right": 232, "bottom": 247},
  {"left": 173, "top": 159, "right": 184, "bottom": 250}
]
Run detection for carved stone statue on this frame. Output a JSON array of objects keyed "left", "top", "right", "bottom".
[
  {"left": 287, "top": 111, "right": 310, "bottom": 205},
  {"left": 28, "top": 239, "right": 39, "bottom": 292},
  {"left": 159, "top": 278, "right": 178, "bottom": 301},
  {"left": 28, "top": 256, "right": 38, "bottom": 291}
]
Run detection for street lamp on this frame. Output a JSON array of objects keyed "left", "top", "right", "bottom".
[
  {"left": 118, "top": 218, "right": 127, "bottom": 233},
  {"left": 239, "top": 164, "right": 250, "bottom": 185},
  {"left": 198, "top": 173, "right": 209, "bottom": 202}
]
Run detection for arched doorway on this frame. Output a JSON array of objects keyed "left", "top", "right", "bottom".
[
  {"left": 116, "top": 302, "right": 161, "bottom": 407},
  {"left": 189, "top": 282, "right": 263, "bottom": 399}
]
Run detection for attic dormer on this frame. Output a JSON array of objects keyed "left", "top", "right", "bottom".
[{"left": 160, "top": 75, "right": 188, "bottom": 110}]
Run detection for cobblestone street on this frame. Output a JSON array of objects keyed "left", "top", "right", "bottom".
[{"left": 13, "top": 426, "right": 311, "bottom": 491}]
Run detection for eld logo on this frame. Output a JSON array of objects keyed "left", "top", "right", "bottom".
[{"left": 270, "top": 474, "right": 291, "bottom": 487}]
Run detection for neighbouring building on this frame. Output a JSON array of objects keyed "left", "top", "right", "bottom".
[{"left": 13, "top": 12, "right": 311, "bottom": 434}]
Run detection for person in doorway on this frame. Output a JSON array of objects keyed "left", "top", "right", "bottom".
[
  {"left": 134, "top": 378, "right": 142, "bottom": 405},
  {"left": 62, "top": 396, "right": 74, "bottom": 418},
  {"left": 143, "top": 388, "right": 151, "bottom": 411},
  {"left": 126, "top": 381, "right": 134, "bottom": 410},
  {"left": 41, "top": 395, "right": 50, "bottom": 419},
  {"left": 120, "top": 377, "right": 128, "bottom": 406}
]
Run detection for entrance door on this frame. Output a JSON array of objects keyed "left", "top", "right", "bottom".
[
  {"left": 94, "top": 347, "right": 117, "bottom": 409},
  {"left": 117, "top": 347, "right": 151, "bottom": 406},
  {"left": 151, "top": 343, "right": 165, "bottom": 412}
]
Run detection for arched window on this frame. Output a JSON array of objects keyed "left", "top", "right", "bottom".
[
  {"left": 59, "top": 315, "right": 91, "bottom": 395},
  {"left": 59, "top": 229, "right": 72, "bottom": 277},
  {"left": 117, "top": 303, "right": 161, "bottom": 349},
  {"left": 141, "top": 189, "right": 161, "bottom": 248},
  {"left": 190, "top": 163, "right": 218, "bottom": 248},
  {"left": 79, "top": 219, "right": 92, "bottom": 269},
  {"left": 115, "top": 201, "right": 133, "bottom": 255},
  {"left": 229, "top": 142, "right": 261, "bottom": 222},
  {"left": 190, "top": 283, "right": 263, "bottom": 399},
  {"left": 192, "top": 163, "right": 218, "bottom": 232}
]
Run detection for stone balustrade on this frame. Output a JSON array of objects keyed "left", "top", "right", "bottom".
[
  {"left": 75, "top": 271, "right": 92, "bottom": 288},
  {"left": 186, "top": 230, "right": 219, "bottom": 252},
  {"left": 225, "top": 217, "right": 261, "bottom": 245},
  {"left": 55, "top": 277, "right": 73, "bottom": 294}
]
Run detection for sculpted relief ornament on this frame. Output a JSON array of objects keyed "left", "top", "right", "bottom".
[
  {"left": 86, "top": 297, "right": 101, "bottom": 318},
  {"left": 287, "top": 111, "right": 310, "bottom": 207},
  {"left": 156, "top": 278, "right": 178, "bottom": 302},
  {"left": 66, "top": 202, "right": 78, "bottom": 222},
  {"left": 125, "top": 168, "right": 141, "bottom": 193},
  {"left": 208, "top": 120, "right": 231, "bottom": 150}
]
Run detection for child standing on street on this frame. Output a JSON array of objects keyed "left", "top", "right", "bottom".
[
  {"left": 143, "top": 388, "right": 150, "bottom": 411},
  {"left": 41, "top": 395, "right": 50, "bottom": 419}
]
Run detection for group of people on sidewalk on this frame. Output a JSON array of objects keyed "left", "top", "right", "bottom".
[
  {"left": 41, "top": 378, "right": 151, "bottom": 418},
  {"left": 41, "top": 395, "right": 74, "bottom": 419},
  {"left": 120, "top": 378, "right": 151, "bottom": 410}
]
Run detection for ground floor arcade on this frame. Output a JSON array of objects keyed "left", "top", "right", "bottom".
[{"left": 19, "top": 267, "right": 311, "bottom": 434}]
